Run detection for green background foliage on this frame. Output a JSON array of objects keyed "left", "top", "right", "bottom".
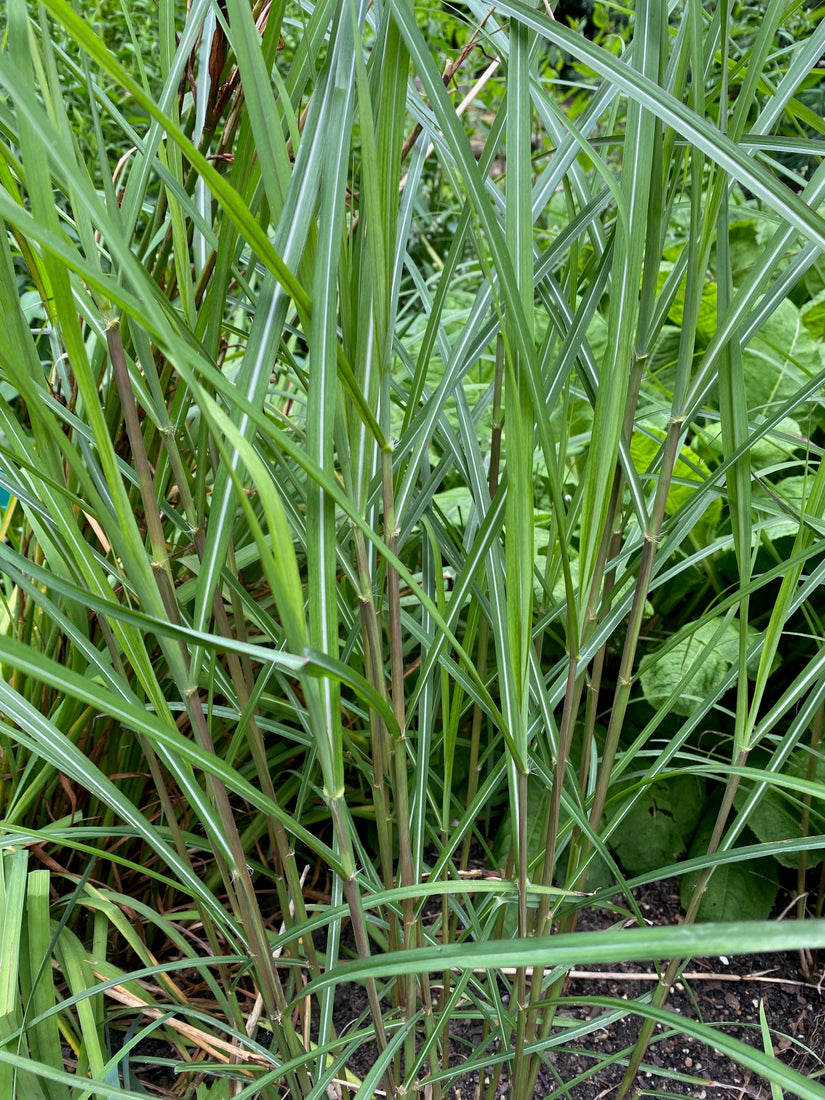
[{"left": 0, "top": 0, "right": 824, "bottom": 1096}]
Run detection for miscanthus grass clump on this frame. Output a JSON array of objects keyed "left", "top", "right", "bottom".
[{"left": 0, "top": 0, "right": 825, "bottom": 1096}]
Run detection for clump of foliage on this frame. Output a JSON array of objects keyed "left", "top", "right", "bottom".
[{"left": 1, "top": 0, "right": 825, "bottom": 1097}]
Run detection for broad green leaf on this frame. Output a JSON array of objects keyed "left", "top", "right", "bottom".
[
  {"left": 607, "top": 775, "right": 704, "bottom": 877},
  {"left": 680, "top": 814, "right": 778, "bottom": 922},
  {"left": 641, "top": 619, "right": 740, "bottom": 717},
  {"left": 753, "top": 475, "right": 822, "bottom": 540},
  {"left": 197, "top": 1082, "right": 232, "bottom": 1100},
  {"left": 735, "top": 750, "right": 825, "bottom": 869},
  {"left": 801, "top": 288, "right": 825, "bottom": 340},
  {"left": 630, "top": 425, "right": 722, "bottom": 536},
  {"left": 743, "top": 298, "right": 824, "bottom": 415},
  {"left": 667, "top": 279, "right": 718, "bottom": 343},
  {"left": 750, "top": 416, "right": 805, "bottom": 465}
]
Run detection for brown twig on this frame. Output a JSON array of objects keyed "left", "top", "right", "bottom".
[
  {"left": 469, "top": 967, "right": 820, "bottom": 989},
  {"left": 400, "top": 8, "right": 499, "bottom": 164}
]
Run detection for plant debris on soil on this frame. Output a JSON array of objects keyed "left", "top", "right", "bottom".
[
  {"left": 541, "top": 879, "right": 825, "bottom": 1099},
  {"left": 124, "top": 878, "right": 825, "bottom": 1098}
]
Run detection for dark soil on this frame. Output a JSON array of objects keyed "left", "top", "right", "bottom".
[
  {"left": 124, "top": 879, "right": 825, "bottom": 1098},
  {"left": 538, "top": 879, "right": 825, "bottom": 1099},
  {"left": 324, "top": 880, "right": 825, "bottom": 1099}
]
